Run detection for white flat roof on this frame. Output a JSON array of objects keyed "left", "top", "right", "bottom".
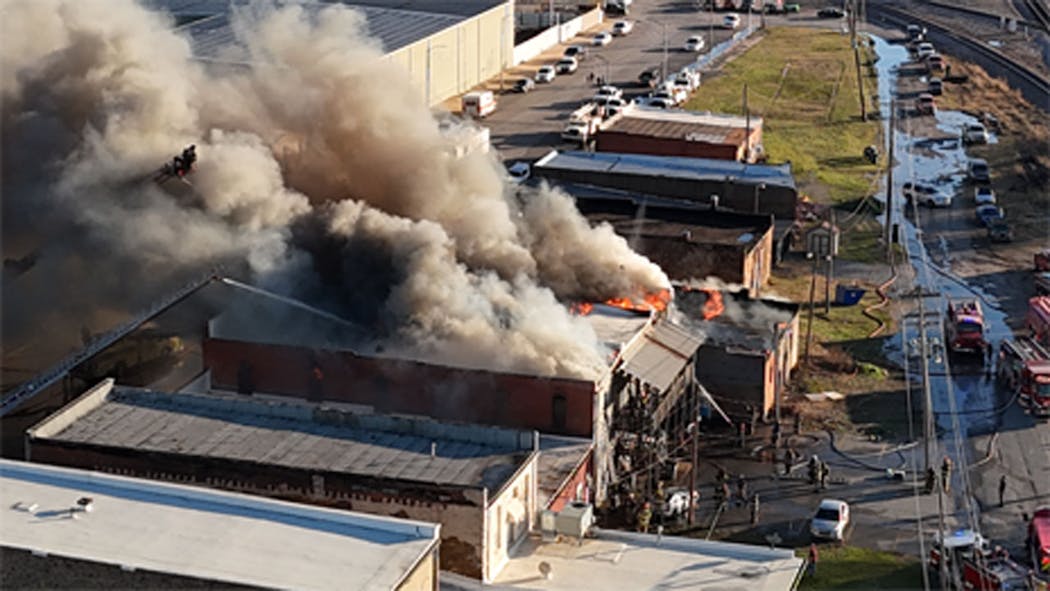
[
  {"left": 0, "top": 460, "right": 439, "bottom": 591},
  {"left": 491, "top": 529, "right": 804, "bottom": 591}
]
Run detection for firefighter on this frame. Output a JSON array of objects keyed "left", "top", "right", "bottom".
[
  {"left": 999, "top": 474, "right": 1007, "bottom": 507},
  {"left": 736, "top": 474, "right": 748, "bottom": 506},
  {"left": 807, "top": 543, "right": 819, "bottom": 576},
  {"left": 924, "top": 467, "right": 937, "bottom": 494},
  {"left": 941, "top": 456, "right": 953, "bottom": 493},
  {"left": 182, "top": 144, "right": 197, "bottom": 171},
  {"left": 819, "top": 461, "right": 830, "bottom": 490},
  {"left": 808, "top": 455, "right": 819, "bottom": 486},
  {"left": 637, "top": 502, "right": 652, "bottom": 533}
]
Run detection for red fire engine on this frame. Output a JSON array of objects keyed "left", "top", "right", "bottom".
[
  {"left": 929, "top": 529, "right": 1034, "bottom": 591},
  {"left": 998, "top": 338, "right": 1050, "bottom": 418},
  {"left": 946, "top": 299, "right": 987, "bottom": 354},
  {"left": 1030, "top": 507, "right": 1050, "bottom": 579},
  {"left": 1029, "top": 296, "right": 1050, "bottom": 349}
]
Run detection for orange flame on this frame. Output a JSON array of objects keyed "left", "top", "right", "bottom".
[
  {"left": 700, "top": 289, "right": 724, "bottom": 320},
  {"left": 602, "top": 288, "right": 672, "bottom": 313},
  {"left": 571, "top": 302, "right": 595, "bottom": 316}
]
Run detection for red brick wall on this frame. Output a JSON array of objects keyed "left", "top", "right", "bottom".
[
  {"left": 596, "top": 133, "right": 741, "bottom": 161},
  {"left": 202, "top": 339, "right": 596, "bottom": 437},
  {"left": 546, "top": 451, "right": 593, "bottom": 512}
]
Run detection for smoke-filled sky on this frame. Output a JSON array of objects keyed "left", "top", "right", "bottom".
[{"left": 1, "top": 0, "right": 669, "bottom": 379}]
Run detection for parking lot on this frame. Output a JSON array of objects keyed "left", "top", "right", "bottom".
[{"left": 476, "top": 2, "right": 791, "bottom": 162}]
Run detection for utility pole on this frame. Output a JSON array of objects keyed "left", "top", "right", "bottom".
[
  {"left": 743, "top": 83, "right": 750, "bottom": 162},
  {"left": 688, "top": 413, "right": 699, "bottom": 526},
  {"left": 851, "top": 0, "right": 868, "bottom": 121},
  {"left": 884, "top": 98, "right": 896, "bottom": 262},
  {"left": 804, "top": 253, "right": 818, "bottom": 367},
  {"left": 824, "top": 211, "right": 836, "bottom": 314},
  {"left": 662, "top": 22, "right": 669, "bottom": 82}
]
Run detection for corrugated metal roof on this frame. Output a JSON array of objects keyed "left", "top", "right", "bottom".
[
  {"left": 617, "top": 321, "right": 701, "bottom": 392},
  {"left": 170, "top": 2, "right": 466, "bottom": 60},
  {"left": 606, "top": 107, "right": 759, "bottom": 144},
  {"left": 47, "top": 388, "right": 527, "bottom": 490},
  {"left": 535, "top": 150, "right": 796, "bottom": 190}
]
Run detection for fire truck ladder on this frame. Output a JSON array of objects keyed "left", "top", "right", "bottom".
[{"left": 0, "top": 272, "right": 220, "bottom": 417}]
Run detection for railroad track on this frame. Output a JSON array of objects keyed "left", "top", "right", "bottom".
[
  {"left": 873, "top": 4, "right": 1050, "bottom": 112},
  {"left": 925, "top": 0, "right": 1048, "bottom": 32}
]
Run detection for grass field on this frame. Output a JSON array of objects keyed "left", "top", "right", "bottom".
[
  {"left": 766, "top": 265, "right": 891, "bottom": 345},
  {"left": 685, "top": 27, "right": 881, "bottom": 204},
  {"left": 796, "top": 545, "right": 923, "bottom": 590}
]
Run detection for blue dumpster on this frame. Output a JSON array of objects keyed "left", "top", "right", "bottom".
[{"left": 835, "top": 284, "right": 866, "bottom": 306}]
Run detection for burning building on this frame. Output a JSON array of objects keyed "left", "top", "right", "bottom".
[
  {"left": 674, "top": 288, "right": 800, "bottom": 418},
  {"left": 26, "top": 379, "right": 538, "bottom": 582}
]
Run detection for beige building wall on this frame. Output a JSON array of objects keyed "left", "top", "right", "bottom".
[
  {"left": 386, "top": 2, "right": 515, "bottom": 107},
  {"left": 396, "top": 549, "right": 439, "bottom": 591},
  {"left": 483, "top": 453, "right": 538, "bottom": 582}
]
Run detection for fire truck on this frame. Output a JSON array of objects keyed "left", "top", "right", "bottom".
[
  {"left": 1029, "top": 296, "right": 1050, "bottom": 349},
  {"left": 929, "top": 529, "right": 1034, "bottom": 591},
  {"left": 946, "top": 299, "right": 987, "bottom": 354},
  {"left": 1035, "top": 249, "right": 1050, "bottom": 272},
  {"left": 999, "top": 338, "right": 1050, "bottom": 418},
  {"left": 1030, "top": 507, "right": 1050, "bottom": 579}
]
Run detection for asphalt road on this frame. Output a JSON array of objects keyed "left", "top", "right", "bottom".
[{"left": 486, "top": 2, "right": 810, "bottom": 163}]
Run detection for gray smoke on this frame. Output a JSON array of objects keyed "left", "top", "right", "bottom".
[{"left": 1, "top": 0, "right": 668, "bottom": 379}]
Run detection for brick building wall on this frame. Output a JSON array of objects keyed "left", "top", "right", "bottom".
[
  {"left": 545, "top": 450, "right": 592, "bottom": 512},
  {"left": 202, "top": 339, "right": 597, "bottom": 437}
]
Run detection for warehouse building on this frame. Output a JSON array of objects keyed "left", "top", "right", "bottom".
[
  {"left": 597, "top": 105, "right": 764, "bottom": 162},
  {"left": 0, "top": 458, "right": 441, "bottom": 590},
  {"left": 533, "top": 150, "right": 799, "bottom": 219},
  {"left": 166, "top": 0, "right": 514, "bottom": 107},
  {"left": 575, "top": 199, "right": 774, "bottom": 294},
  {"left": 26, "top": 380, "right": 538, "bottom": 582}
]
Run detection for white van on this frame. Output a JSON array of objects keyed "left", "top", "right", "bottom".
[{"left": 462, "top": 91, "right": 497, "bottom": 118}]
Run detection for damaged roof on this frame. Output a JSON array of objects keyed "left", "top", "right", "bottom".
[{"left": 617, "top": 321, "right": 702, "bottom": 392}]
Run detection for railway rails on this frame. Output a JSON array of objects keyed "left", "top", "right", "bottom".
[
  {"left": 872, "top": 3, "right": 1050, "bottom": 112},
  {"left": 1021, "top": 0, "right": 1050, "bottom": 31}
]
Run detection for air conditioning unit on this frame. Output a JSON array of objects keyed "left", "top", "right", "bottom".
[
  {"left": 555, "top": 502, "right": 593, "bottom": 539},
  {"left": 540, "top": 510, "right": 558, "bottom": 542}
]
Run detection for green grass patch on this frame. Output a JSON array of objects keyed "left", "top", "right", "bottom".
[
  {"left": 686, "top": 28, "right": 881, "bottom": 203},
  {"left": 767, "top": 271, "right": 890, "bottom": 345},
  {"left": 796, "top": 545, "right": 923, "bottom": 590}
]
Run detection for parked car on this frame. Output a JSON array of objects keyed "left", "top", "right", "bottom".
[
  {"left": 915, "top": 92, "right": 936, "bottom": 115},
  {"left": 461, "top": 91, "right": 496, "bottom": 118},
  {"left": 512, "top": 78, "right": 535, "bottom": 93},
  {"left": 903, "top": 182, "right": 953, "bottom": 207},
  {"left": 556, "top": 57, "right": 579, "bottom": 74},
  {"left": 600, "top": 96, "right": 633, "bottom": 117},
  {"left": 975, "top": 186, "right": 997, "bottom": 205},
  {"left": 593, "top": 31, "right": 613, "bottom": 46},
  {"left": 926, "top": 54, "right": 945, "bottom": 73},
  {"left": 612, "top": 20, "right": 634, "bottom": 35},
  {"left": 916, "top": 42, "right": 935, "bottom": 60},
  {"left": 907, "top": 24, "right": 927, "bottom": 41},
  {"left": 594, "top": 85, "right": 623, "bottom": 100},
  {"left": 638, "top": 95, "right": 675, "bottom": 109},
  {"left": 811, "top": 499, "right": 850, "bottom": 541},
  {"left": 784, "top": 2, "right": 801, "bottom": 12},
  {"left": 561, "top": 122, "right": 591, "bottom": 143},
  {"left": 535, "top": 65, "right": 557, "bottom": 83},
  {"left": 675, "top": 69, "right": 702, "bottom": 90},
  {"left": 638, "top": 68, "right": 662, "bottom": 88},
  {"left": 684, "top": 35, "right": 706, "bottom": 52},
  {"left": 975, "top": 204, "right": 1005, "bottom": 227},
  {"left": 927, "top": 77, "right": 943, "bottom": 95},
  {"left": 662, "top": 488, "right": 700, "bottom": 519},
  {"left": 969, "top": 158, "right": 991, "bottom": 183},
  {"left": 654, "top": 85, "right": 686, "bottom": 105},
  {"left": 563, "top": 45, "right": 588, "bottom": 61},
  {"left": 817, "top": 7, "right": 846, "bottom": 18},
  {"left": 988, "top": 220, "right": 1013, "bottom": 242},
  {"left": 723, "top": 13, "right": 741, "bottom": 29},
  {"left": 505, "top": 161, "right": 531, "bottom": 184},
  {"left": 962, "top": 123, "right": 989, "bottom": 145}
]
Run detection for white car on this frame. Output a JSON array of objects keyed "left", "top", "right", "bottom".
[
  {"left": 916, "top": 42, "right": 935, "bottom": 60},
  {"left": 556, "top": 57, "right": 578, "bottom": 74},
  {"left": 593, "top": 32, "right": 613, "bottom": 46},
  {"left": 903, "top": 181, "right": 952, "bottom": 207},
  {"left": 654, "top": 85, "right": 687, "bottom": 105},
  {"left": 506, "top": 162, "right": 531, "bottom": 184},
  {"left": 535, "top": 65, "right": 557, "bottom": 83},
  {"left": 638, "top": 95, "right": 675, "bottom": 109},
  {"left": 684, "top": 35, "right": 706, "bottom": 52},
  {"left": 723, "top": 13, "right": 741, "bottom": 29},
  {"left": 810, "top": 499, "right": 850, "bottom": 541},
  {"left": 975, "top": 186, "right": 997, "bottom": 205},
  {"left": 962, "top": 122, "right": 989, "bottom": 145},
  {"left": 612, "top": 20, "right": 634, "bottom": 36},
  {"left": 676, "top": 69, "right": 701, "bottom": 90},
  {"left": 561, "top": 122, "right": 590, "bottom": 143},
  {"left": 594, "top": 85, "right": 623, "bottom": 100},
  {"left": 599, "top": 96, "right": 632, "bottom": 117}
]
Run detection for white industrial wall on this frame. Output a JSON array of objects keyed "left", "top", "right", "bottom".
[{"left": 387, "top": 2, "right": 515, "bottom": 107}]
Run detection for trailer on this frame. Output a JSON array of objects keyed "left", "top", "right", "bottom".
[
  {"left": 946, "top": 299, "right": 987, "bottom": 355},
  {"left": 998, "top": 337, "right": 1050, "bottom": 418}
]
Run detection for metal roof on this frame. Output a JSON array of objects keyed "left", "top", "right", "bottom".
[
  {"left": 170, "top": 1, "right": 467, "bottom": 60},
  {"left": 604, "top": 106, "right": 759, "bottom": 144},
  {"left": 0, "top": 459, "right": 439, "bottom": 591},
  {"left": 617, "top": 321, "right": 702, "bottom": 392},
  {"left": 35, "top": 385, "right": 531, "bottom": 490},
  {"left": 534, "top": 150, "right": 797, "bottom": 190}
]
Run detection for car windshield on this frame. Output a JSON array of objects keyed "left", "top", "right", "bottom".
[
  {"left": 957, "top": 322, "right": 982, "bottom": 334},
  {"left": 815, "top": 508, "right": 839, "bottom": 521}
]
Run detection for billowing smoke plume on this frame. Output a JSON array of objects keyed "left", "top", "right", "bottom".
[{"left": 1, "top": 0, "right": 668, "bottom": 379}]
